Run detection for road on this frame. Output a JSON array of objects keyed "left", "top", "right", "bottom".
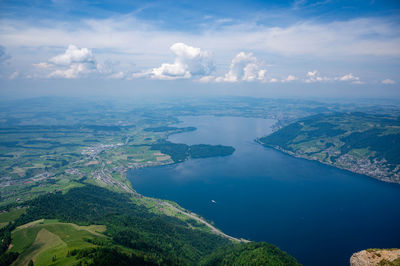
[{"left": 161, "top": 202, "right": 249, "bottom": 243}]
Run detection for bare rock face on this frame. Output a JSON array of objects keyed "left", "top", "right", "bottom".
[{"left": 350, "top": 249, "right": 400, "bottom": 266}]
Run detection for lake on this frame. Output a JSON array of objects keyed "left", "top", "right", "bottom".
[{"left": 128, "top": 116, "right": 400, "bottom": 266}]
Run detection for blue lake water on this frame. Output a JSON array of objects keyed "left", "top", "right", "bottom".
[{"left": 128, "top": 116, "right": 400, "bottom": 266}]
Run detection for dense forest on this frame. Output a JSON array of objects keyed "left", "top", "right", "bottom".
[
  {"left": 0, "top": 222, "right": 19, "bottom": 265},
  {"left": 200, "top": 242, "right": 300, "bottom": 265},
  {"left": 0, "top": 185, "right": 299, "bottom": 265},
  {"left": 151, "top": 141, "right": 235, "bottom": 163}
]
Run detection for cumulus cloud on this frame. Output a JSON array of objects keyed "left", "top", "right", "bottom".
[
  {"left": 50, "top": 45, "right": 95, "bottom": 65},
  {"left": 47, "top": 45, "right": 98, "bottom": 78},
  {"left": 134, "top": 43, "right": 214, "bottom": 80},
  {"left": 382, "top": 78, "right": 395, "bottom": 84},
  {"left": 339, "top": 73, "right": 359, "bottom": 81},
  {"left": 282, "top": 75, "right": 297, "bottom": 82},
  {"left": 1, "top": 16, "right": 399, "bottom": 82},
  {"left": 304, "top": 70, "right": 363, "bottom": 84},
  {"left": 34, "top": 44, "right": 122, "bottom": 79},
  {"left": 305, "top": 70, "right": 330, "bottom": 83},
  {"left": 49, "top": 64, "right": 90, "bottom": 78},
  {"left": 197, "top": 75, "right": 215, "bottom": 83},
  {"left": 307, "top": 70, "right": 318, "bottom": 77},
  {"left": 216, "top": 52, "right": 267, "bottom": 82},
  {"left": 338, "top": 73, "right": 363, "bottom": 84}
]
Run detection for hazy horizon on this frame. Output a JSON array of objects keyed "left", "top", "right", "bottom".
[{"left": 1, "top": 0, "right": 400, "bottom": 99}]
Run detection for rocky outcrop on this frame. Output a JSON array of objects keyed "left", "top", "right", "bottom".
[{"left": 350, "top": 249, "right": 400, "bottom": 266}]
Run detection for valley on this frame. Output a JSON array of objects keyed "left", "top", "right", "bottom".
[{"left": 0, "top": 97, "right": 399, "bottom": 265}]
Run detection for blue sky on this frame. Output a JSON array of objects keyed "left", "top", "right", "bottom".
[{"left": 0, "top": 0, "right": 399, "bottom": 98}]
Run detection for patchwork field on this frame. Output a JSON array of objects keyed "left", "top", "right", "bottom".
[{"left": 1, "top": 97, "right": 399, "bottom": 265}]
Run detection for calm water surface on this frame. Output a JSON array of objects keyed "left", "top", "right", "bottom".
[{"left": 128, "top": 116, "right": 400, "bottom": 266}]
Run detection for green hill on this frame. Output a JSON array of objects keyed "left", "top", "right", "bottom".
[
  {"left": 0, "top": 184, "right": 300, "bottom": 265},
  {"left": 258, "top": 112, "right": 400, "bottom": 183},
  {"left": 10, "top": 220, "right": 108, "bottom": 266}
]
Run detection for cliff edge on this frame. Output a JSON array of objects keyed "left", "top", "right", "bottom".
[{"left": 350, "top": 249, "right": 400, "bottom": 266}]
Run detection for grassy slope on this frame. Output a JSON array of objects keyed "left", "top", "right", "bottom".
[
  {"left": 14, "top": 228, "right": 65, "bottom": 266},
  {"left": 11, "top": 220, "right": 108, "bottom": 266},
  {"left": 5, "top": 185, "right": 300, "bottom": 266},
  {"left": 0, "top": 208, "right": 26, "bottom": 228}
]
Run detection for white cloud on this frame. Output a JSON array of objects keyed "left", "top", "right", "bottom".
[
  {"left": 338, "top": 73, "right": 363, "bottom": 84},
  {"left": 36, "top": 44, "right": 121, "bottom": 79},
  {"left": 339, "top": 73, "right": 359, "bottom": 81},
  {"left": 382, "top": 78, "right": 396, "bottom": 84},
  {"left": 134, "top": 42, "right": 214, "bottom": 80},
  {"left": 50, "top": 44, "right": 94, "bottom": 65},
  {"left": 304, "top": 70, "right": 365, "bottom": 84},
  {"left": 282, "top": 75, "right": 297, "bottom": 82},
  {"left": 216, "top": 52, "right": 267, "bottom": 82},
  {"left": 46, "top": 45, "right": 98, "bottom": 78},
  {"left": 269, "top": 78, "right": 278, "bottom": 83},
  {"left": 304, "top": 71, "right": 363, "bottom": 84},
  {"left": 305, "top": 70, "right": 330, "bottom": 83},
  {"left": 307, "top": 70, "right": 318, "bottom": 77},
  {"left": 49, "top": 63, "right": 89, "bottom": 78},
  {"left": 1, "top": 15, "right": 398, "bottom": 82},
  {"left": 197, "top": 75, "right": 215, "bottom": 83},
  {"left": 150, "top": 63, "right": 191, "bottom": 79},
  {"left": 258, "top": 69, "right": 267, "bottom": 81}
]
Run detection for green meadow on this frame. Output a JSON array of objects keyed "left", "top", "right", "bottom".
[{"left": 11, "top": 220, "right": 107, "bottom": 266}]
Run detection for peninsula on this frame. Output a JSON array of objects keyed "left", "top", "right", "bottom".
[{"left": 258, "top": 112, "right": 400, "bottom": 184}]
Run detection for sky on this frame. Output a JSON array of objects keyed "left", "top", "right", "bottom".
[{"left": 0, "top": 0, "right": 399, "bottom": 99}]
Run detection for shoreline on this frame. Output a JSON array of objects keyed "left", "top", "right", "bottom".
[
  {"left": 161, "top": 201, "right": 249, "bottom": 243},
  {"left": 256, "top": 139, "right": 400, "bottom": 186},
  {"left": 127, "top": 164, "right": 248, "bottom": 243}
]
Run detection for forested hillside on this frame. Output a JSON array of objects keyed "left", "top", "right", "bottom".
[
  {"left": 0, "top": 184, "right": 299, "bottom": 265},
  {"left": 259, "top": 112, "right": 400, "bottom": 183}
]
